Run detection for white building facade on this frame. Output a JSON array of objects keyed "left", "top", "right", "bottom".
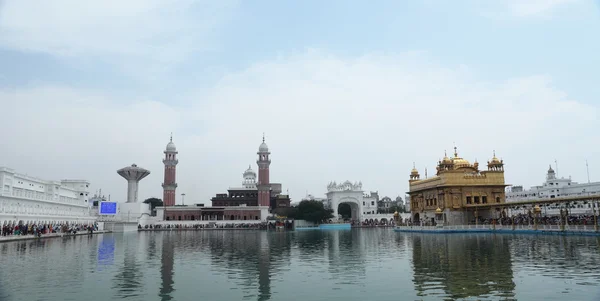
[
  {"left": 506, "top": 165, "right": 600, "bottom": 215},
  {"left": 0, "top": 167, "right": 96, "bottom": 226},
  {"left": 326, "top": 181, "right": 379, "bottom": 221}
]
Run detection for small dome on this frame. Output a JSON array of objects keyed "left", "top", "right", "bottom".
[
  {"left": 166, "top": 141, "right": 177, "bottom": 152},
  {"left": 441, "top": 150, "right": 452, "bottom": 164},
  {"left": 259, "top": 142, "right": 269, "bottom": 152},
  {"left": 411, "top": 167, "right": 419, "bottom": 175},
  {"left": 435, "top": 207, "right": 442, "bottom": 213},
  {"left": 165, "top": 134, "right": 177, "bottom": 152},
  {"left": 243, "top": 165, "right": 256, "bottom": 176}
]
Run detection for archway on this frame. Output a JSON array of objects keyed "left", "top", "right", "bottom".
[
  {"left": 336, "top": 201, "right": 360, "bottom": 222},
  {"left": 413, "top": 213, "right": 420, "bottom": 223},
  {"left": 338, "top": 203, "right": 352, "bottom": 221},
  {"left": 330, "top": 195, "right": 362, "bottom": 222}
]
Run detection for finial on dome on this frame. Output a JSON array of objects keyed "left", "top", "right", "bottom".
[
  {"left": 170, "top": 132, "right": 173, "bottom": 142},
  {"left": 453, "top": 143, "right": 458, "bottom": 157},
  {"left": 262, "top": 132, "right": 265, "bottom": 143},
  {"left": 493, "top": 150, "right": 496, "bottom": 157},
  {"left": 444, "top": 150, "right": 447, "bottom": 157}
]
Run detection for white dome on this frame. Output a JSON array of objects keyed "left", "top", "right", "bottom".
[
  {"left": 243, "top": 165, "right": 256, "bottom": 177},
  {"left": 166, "top": 141, "right": 177, "bottom": 152},
  {"left": 259, "top": 142, "right": 269, "bottom": 152},
  {"left": 243, "top": 165, "right": 257, "bottom": 189}
]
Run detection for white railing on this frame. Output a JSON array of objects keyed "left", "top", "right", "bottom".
[{"left": 395, "top": 224, "right": 599, "bottom": 232}]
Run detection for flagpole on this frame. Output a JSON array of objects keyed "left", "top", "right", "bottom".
[{"left": 587, "top": 160, "right": 590, "bottom": 183}]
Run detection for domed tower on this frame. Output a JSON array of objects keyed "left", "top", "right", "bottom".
[
  {"left": 546, "top": 164, "right": 556, "bottom": 180},
  {"left": 243, "top": 165, "right": 257, "bottom": 189},
  {"left": 410, "top": 163, "right": 420, "bottom": 181},
  {"left": 437, "top": 150, "right": 454, "bottom": 174},
  {"left": 162, "top": 134, "right": 178, "bottom": 206},
  {"left": 487, "top": 150, "right": 504, "bottom": 172},
  {"left": 257, "top": 134, "right": 271, "bottom": 207}
]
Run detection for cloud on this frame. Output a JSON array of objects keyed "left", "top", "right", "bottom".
[
  {"left": 0, "top": 0, "right": 238, "bottom": 79},
  {"left": 1, "top": 51, "right": 597, "bottom": 204}
]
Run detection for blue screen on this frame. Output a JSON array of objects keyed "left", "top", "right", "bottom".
[{"left": 99, "top": 202, "right": 117, "bottom": 215}]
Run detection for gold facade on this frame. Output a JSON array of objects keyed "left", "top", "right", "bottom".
[{"left": 408, "top": 148, "right": 508, "bottom": 225}]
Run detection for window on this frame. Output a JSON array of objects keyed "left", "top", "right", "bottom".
[
  {"left": 371, "top": 201, "right": 374, "bottom": 206},
  {"left": 496, "top": 197, "right": 500, "bottom": 203},
  {"left": 482, "top": 196, "right": 487, "bottom": 204},
  {"left": 466, "top": 196, "right": 472, "bottom": 204},
  {"left": 474, "top": 196, "right": 480, "bottom": 204}
]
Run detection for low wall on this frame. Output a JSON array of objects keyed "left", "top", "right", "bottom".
[
  {"left": 319, "top": 223, "right": 351, "bottom": 230},
  {"left": 394, "top": 225, "right": 600, "bottom": 236}
]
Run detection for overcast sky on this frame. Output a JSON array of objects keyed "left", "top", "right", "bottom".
[{"left": 1, "top": 0, "right": 599, "bottom": 204}]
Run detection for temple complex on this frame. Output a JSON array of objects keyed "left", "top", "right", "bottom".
[
  {"left": 156, "top": 135, "right": 289, "bottom": 222},
  {"left": 210, "top": 136, "right": 291, "bottom": 211},
  {"left": 408, "top": 147, "right": 508, "bottom": 225}
]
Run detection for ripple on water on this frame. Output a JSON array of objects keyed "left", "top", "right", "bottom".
[{"left": 1, "top": 230, "right": 600, "bottom": 301}]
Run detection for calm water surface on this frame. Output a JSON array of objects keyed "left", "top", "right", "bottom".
[{"left": 1, "top": 229, "right": 599, "bottom": 301}]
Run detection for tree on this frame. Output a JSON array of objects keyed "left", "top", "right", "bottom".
[
  {"left": 296, "top": 200, "right": 333, "bottom": 223},
  {"left": 143, "top": 198, "right": 163, "bottom": 211}
]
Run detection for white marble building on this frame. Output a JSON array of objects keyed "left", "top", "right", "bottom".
[
  {"left": 0, "top": 167, "right": 96, "bottom": 226},
  {"left": 326, "top": 181, "right": 379, "bottom": 221},
  {"left": 506, "top": 165, "right": 600, "bottom": 215}
]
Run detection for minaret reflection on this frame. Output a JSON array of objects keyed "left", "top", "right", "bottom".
[
  {"left": 205, "top": 231, "right": 292, "bottom": 301},
  {"left": 257, "top": 232, "right": 271, "bottom": 301},
  {"left": 410, "top": 234, "right": 515, "bottom": 299},
  {"left": 160, "top": 233, "right": 175, "bottom": 301}
]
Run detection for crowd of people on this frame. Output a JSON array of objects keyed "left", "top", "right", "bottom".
[
  {"left": 395, "top": 214, "right": 599, "bottom": 227},
  {"left": 141, "top": 222, "right": 292, "bottom": 230},
  {"left": 1, "top": 222, "right": 99, "bottom": 237},
  {"left": 487, "top": 214, "right": 598, "bottom": 226}
]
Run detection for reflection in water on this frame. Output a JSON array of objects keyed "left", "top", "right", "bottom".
[
  {"left": 200, "top": 231, "right": 293, "bottom": 301},
  {"left": 1, "top": 230, "right": 600, "bottom": 301},
  {"left": 112, "top": 234, "right": 143, "bottom": 298},
  {"left": 411, "top": 234, "right": 516, "bottom": 300},
  {"left": 97, "top": 235, "right": 115, "bottom": 269},
  {"left": 160, "top": 233, "right": 175, "bottom": 301}
]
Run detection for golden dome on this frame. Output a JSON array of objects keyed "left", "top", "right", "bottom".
[
  {"left": 441, "top": 150, "right": 452, "bottom": 164},
  {"left": 410, "top": 162, "right": 419, "bottom": 175},
  {"left": 435, "top": 207, "right": 442, "bottom": 213},
  {"left": 452, "top": 157, "right": 471, "bottom": 168},
  {"left": 393, "top": 211, "right": 399, "bottom": 217},
  {"left": 451, "top": 146, "right": 471, "bottom": 168},
  {"left": 490, "top": 150, "right": 501, "bottom": 164},
  {"left": 533, "top": 205, "right": 541, "bottom": 213}
]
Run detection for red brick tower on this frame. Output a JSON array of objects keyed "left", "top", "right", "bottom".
[
  {"left": 257, "top": 134, "right": 271, "bottom": 207},
  {"left": 162, "top": 134, "right": 178, "bottom": 206}
]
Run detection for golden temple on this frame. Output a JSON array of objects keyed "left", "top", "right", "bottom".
[{"left": 408, "top": 147, "right": 508, "bottom": 225}]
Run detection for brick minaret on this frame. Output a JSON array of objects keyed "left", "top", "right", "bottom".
[
  {"left": 257, "top": 134, "right": 271, "bottom": 207},
  {"left": 162, "top": 134, "right": 178, "bottom": 206}
]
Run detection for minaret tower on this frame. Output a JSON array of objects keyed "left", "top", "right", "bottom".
[
  {"left": 162, "top": 133, "right": 178, "bottom": 206},
  {"left": 257, "top": 134, "right": 271, "bottom": 207}
]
